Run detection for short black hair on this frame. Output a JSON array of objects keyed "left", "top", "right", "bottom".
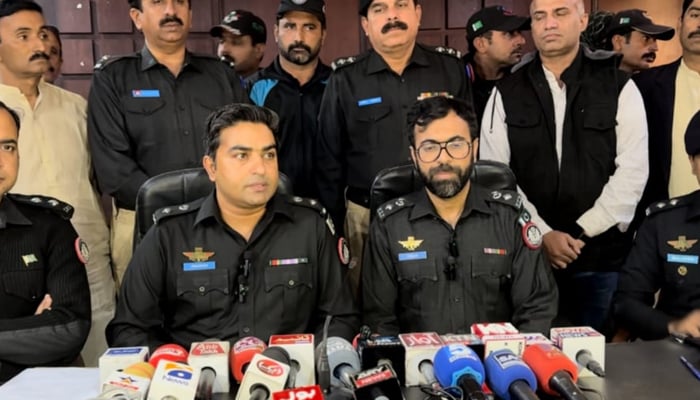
[
  {"left": 0, "top": 0, "right": 42, "bottom": 19},
  {"left": 467, "top": 30, "right": 493, "bottom": 57},
  {"left": 204, "top": 103, "right": 279, "bottom": 160},
  {"left": 127, "top": 0, "right": 191, "bottom": 11},
  {"left": 407, "top": 96, "right": 479, "bottom": 146},
  {"left": 683, "top": 0, "right": 694, "bottom": 16},
  {"left": 45, "top": 25, "right": 62, "bottom": 58},
  {"left": 0, "top": 101, "right": 21, "bottom": 132}
]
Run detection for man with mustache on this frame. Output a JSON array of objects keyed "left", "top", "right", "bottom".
[
  {"left": 605, "top": 9, "right": 675, "bottom": 74},
  {"left": 463, "top": 6, "right": 529, "bottom": 121},
  {"left": 362, "top": 96, "right": 557, "bottom": 335},
  {"left": 88, "top": 0, "right": 248, "bottom": 287},
  {"left": 42, "top": 25, "right": 62, "bottom": 84},
  {"left": 107, "top": 103, "right": 359, "bottom": 350},
  {"left": 247, "top": 0, "right": 329, "bottom": 199},
  {"left": 633, "top": 0, "right": 700, "bottom": 229},
  {"left": 480, "top": 0, "right": 649, "bottom": 335},
  {"left": 0, "top": 0, "right": 114, "bottom": 367},
  {"left": 210, "top": 9, "right": 267, "bottom": 80},
  {"left": 317, "top": 0, "right": 472, "bottom": 297}
]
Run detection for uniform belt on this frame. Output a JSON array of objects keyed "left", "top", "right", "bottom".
[{"left": 346, "top": 187, "right": 370, "bottom": 208}]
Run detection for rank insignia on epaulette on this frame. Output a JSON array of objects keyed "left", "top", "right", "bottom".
[
  {"left": 331, "top": 56, "right": 356, "bottom": 70},
  {"left": 398, "top": 236, "right": 423, "bottom": 251},
  {"left": 326, "top": 215, "right": 336, "bottom": 236},
  {"left": 667, "top": 236, "right": 698, "bottom": 252},
  {"left": 492, "top": 191, "right": 502, "bottom": 200},
  {"left": 93, "top": 55, "right": 110, "bottom": 69}
]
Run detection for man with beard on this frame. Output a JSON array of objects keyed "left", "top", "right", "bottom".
[
  {"left": 632, "top": 0, "right": 700, "bottom": 229},
  {"left": 362, "top": 96, "right": 557, "bottom": 335},
  {"left": 605, "top": 9, "right": 675, "bottom": 74},
  {"left": 247, "top": 0, "right": 328, "bottom": 198},
  {"left": 210, "top": 9, "right": 267, "bottom": 80},
  {"left": 480, "top": 0, "right": 648, "bottom": 335},
  {"left": 463, "top": 6, "right": 529, "bottom": 121},
  {"left": 317, "top": 0, "right": 472, "bottom": 297},
  {"left": 88, "top": 0, "right": 247, "bottom": 286}
]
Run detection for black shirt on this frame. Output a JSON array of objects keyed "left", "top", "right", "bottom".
[
  {"left": 316, "top": 44, "right": 473, "bottom": 227},
  {"left": 362, "top": 185, "right": 558, "bottom": 335},
  {"left": 0, "top": 194, "right": 91, "bottom": 383},
  {"left": 464, "top": 55, "right": 498, "bottom": 124},
  {"left": 247, "top": 57, "right": 332, "bottom": 198},
  {"left": 107, "top": 192, "right": 359, "bottom": 350},
  {"left": 87, "top": 47, "right": 248, "bottom": 210},
  {"left": 615, "top": 190, "right": 700, "bottom": 340}
]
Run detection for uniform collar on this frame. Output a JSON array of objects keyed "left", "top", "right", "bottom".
[
  {"left": 366, "top": 43, "right": 431, "bottom": 75},
  {"left": 140, "top": 46, "right": 199, "bottom": 72},
  {"left": 0, "top": 195, "right": 32, "bottom": 229},
  {"left": 270, "top": 56, "right": 331, "bottom": 85},
  {"left": 409, "top": 182, "right": 492, "bottom": 222},
  {"left": 687, "top": 189, "right": 700, "bottom": 220},
  {"left": 194, "top": 191, "right": 294, "bottom": 227}
]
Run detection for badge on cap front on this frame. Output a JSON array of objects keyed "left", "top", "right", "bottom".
[{"left": 292, "top": 0, "right": 308, "bottom": 4}]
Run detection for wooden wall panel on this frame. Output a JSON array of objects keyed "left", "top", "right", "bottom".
[
  {"left": 95, "top": 0, "right": 133, "bottom": 33},
  {"left": 94, "top": 39, "right": 136, "bottom": 60},
  {"left": 190, "top": 0, "right": 217, "bottom": 33},
  {"left": 53, "top": 0, "right": 92, "bottom": 33},
  {"left": 60, "top": 39, "right": 94, "bottom": 74},
  {"left": 447, "top": 0, "right": 481, "bottom": 29},
  {"left": 420, "top": 0, "right": 446, "bottom": 30}
]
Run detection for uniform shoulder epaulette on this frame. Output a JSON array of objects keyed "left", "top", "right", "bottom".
[
  {"left": 93, "top": 54, "right": 134, "bottom": 70},
  {"left": 376, "top": 196, "right": 413, "bottom": 221},
  {"left": 286, "top": 196, "right": 327, "bottom": 217},
  {"left": 428, "top": 45, "right": 462, "bottom": 59},
  {"left": 8, "top": 194, "right": 73, "bottom": 220},
  {"left": 645, "top": 197, "right": 689, "bottom": 217},
  {"left": 154, "top": 198, "right": 203, "bottom": 224},
  {"left": 331, "top": 53, "right": 364, "bottom": 71},
  {"left": 484, "top": 189, "right": 523, "bottom": 210}
]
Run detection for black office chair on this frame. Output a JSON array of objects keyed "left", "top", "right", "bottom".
[
  {"left": 133, "top": 168, "right": 293, "bottom": 249},
  {"left": 369, "top": 160, "right": 517, "bottom": 218}
]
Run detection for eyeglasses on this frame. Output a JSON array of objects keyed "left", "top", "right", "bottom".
[
  {"left": 415, "top": 138, "right": 473, "bottom": 163},
  {"left": 237, "top": 251, "right": 253, "bottom": 303}
]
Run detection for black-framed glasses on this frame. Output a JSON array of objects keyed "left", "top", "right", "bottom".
[{"left": 415, "top": 138, "right": 473, "bottom": 163}]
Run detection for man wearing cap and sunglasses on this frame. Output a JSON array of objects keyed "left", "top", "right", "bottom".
[
  {"left": 210, "top": 9, "right": 267, "bottom": 79},
  {"left": 464, "top": 5, "right": 530, "bottom": 122},
  {"left": 606, "top": 9, "right": 675, "bottom": 74}
]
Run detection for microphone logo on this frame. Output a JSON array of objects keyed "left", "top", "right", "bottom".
[
  {"left": 164, "top": 363, "right": 194, "bottom": 382},
  {"left": 191, "top": 342, "right": 226, "bottom": 355},
  {"left": 257, "top": 359, "right": 285, "bottom": 377}
]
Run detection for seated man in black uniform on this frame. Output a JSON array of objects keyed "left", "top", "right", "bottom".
[
  {"left": 616, "top": 110, "right": 700, "bottom": 340},
  {"left": 107, "top": 104, "right": 359, "bottom": 350},
  {"left": 0, "top": 101, "right": 91, "bottom": 383},
  {"left": 362, "top": 96, "right": 558, "bottom": 335}
]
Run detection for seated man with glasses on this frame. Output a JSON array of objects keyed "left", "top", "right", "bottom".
[
  {"left": 362, "top": 96, "right": 557, "bottom": 335},
  {"left": 107, "top": 104, "right": 359, "bottom": 350}
]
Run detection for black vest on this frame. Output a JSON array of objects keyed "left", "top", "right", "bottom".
[{"left": 497, "top": 48, "right": 632, "bottom": 271}]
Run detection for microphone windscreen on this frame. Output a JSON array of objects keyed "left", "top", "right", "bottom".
[
  {"left": 149, "top": 344, "right": 188, "bottom": 368},
  {"left": 522, "top": 343, "right": 578, "bottom": 396},
  {"left": 484, "top": 349, "right": 537, "bottom": 400},
  {"left": 433, "top": 344, "right": 485, "bottom": 388}
]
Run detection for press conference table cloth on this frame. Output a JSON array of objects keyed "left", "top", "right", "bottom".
[{"left": 0, "top": 339, "right": 698, "bottom": 399}]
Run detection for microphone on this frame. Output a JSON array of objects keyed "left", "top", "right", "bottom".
[
  {"left": 269, "top": 334, "right": 315, "bottom": 387},
  {"left": 350, "top": 363, "right": 405, "bottom": 400},
  {"left": 551, "top": 327, "right": 606, "bottom": 377},
  {"left": 521, "top": 333, "right": 553, "bottom": 347},
  {"left": 149, "top": 343, "right": 188, "bottom": 369},
  {"left": 357, "top": 335, "right": 406, "bottom": 385},
  {"left": 236, "top": 347, "right": 292, "bottom": 400},
  {"left": 472, "top": 322, "right": 526, "bottom": 357},
  {"left": 521, "top": 343, "right": 587, "bottom": 400},
  {"left": 325, "top": 337, "right": 361, "bottom": 389},
  {"left": 484, "top": 349, "right": 539, "bottom": 400},
  {"left": 232, "top": 336, "right": 267, "bottom": 383},
  {"left": 148, "top": 361, "right": 201, "bottom": 400},
  {"left": 398, "top": 332, "right": 443, "bottom": 387},
  {"left": 98, "top": 347, "right": 150, "bottom": 386},
  {"left": 440, "top": 334, "right": 485, "bottom": 360},
  {"left": 188, "top": 341, "right": 230, "bottom": 395},
  {"left": 272, "top": 385, "right": 324, "bottom": 400},
  {"left": 99, "top": 361, "right": 154, "bottom": 400},
  {"left": 433, "top": 344, "right": 486, "bottom": 400}
]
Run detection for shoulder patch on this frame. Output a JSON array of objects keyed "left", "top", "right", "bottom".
[
  {"left": 8, "top": 194, "right": 73, "bottom": 219},
  {"left": 93, "top": 54, "right": 133, "bottom": 70},
  {"left": 376, "top": 197, "right": 412, "bottom": 221},
  {"left": 430, "top": 45, "right": 462, "bottom": 59},
  {"left": 485, "top": 190, "right": 523, "bottom": 211},
  {"left": 154, "top": 199, "right": 201, "bottom": 224},
  {"left": 645, "top": 197, "right": 688, "bottom": 217},
  {"left": 331, "top": 55, "right": 361, "bottom": 71}
]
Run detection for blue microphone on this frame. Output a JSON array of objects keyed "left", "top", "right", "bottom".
[
  {"left": 433, "top": 344, "right": 486, "bottom": 400},
  {"left": 484, "top": 349, "right": 540, "bottom": 400}
]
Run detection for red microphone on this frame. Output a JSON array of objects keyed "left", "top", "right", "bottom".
[
  {"left": 149, "top": 344, "right": 188, "bottom": 369},
  {"left": 521, "top": 343, "right": 586, "bottom": 400},
  {"left": 231, "top": 336, "right": 267, "bottom": 383},
  {"left": 272, "top": 385, "right": 324, "bottom": 400}
]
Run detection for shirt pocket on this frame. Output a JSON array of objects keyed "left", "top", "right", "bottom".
[
  {"left": 352, "top": 104, "right": 392, "bottom": 152},
  {"left": 664, "top": 256, "right": 700, "bottom": 289},
  {"left": 396, "top": 260, "right": 438, "bottom": 318},
  {"left": 176, "top": 269, "right": 230, "bottom": 317},
  {"left": 2, "top": 268, "right": 46, "bottom": 316},
  {"left": 123, "top": 97, "right": 167, "bottom": 146},
  {"left": 471, "top": 255, "right": 512, "bottom": 316},
  {"left": 264, "top": 264, "right": 314, "bottom": 325},
  {"left": 505, "top": 110, "right": 542, "bottom": 158},
  {"left": 581, "top": 104, "right": 617, "bottom": 160}
]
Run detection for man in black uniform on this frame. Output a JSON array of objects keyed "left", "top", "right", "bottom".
[
  {"left": 87, "top": 0, "right": 248, "bottom": 286},
  {"left": 317, "top": 0, "right": 473, "bottom": 295},
  {"left": 248, "top": 0, "right": 329, "bottom": 198},
  {"left": 463, "top": 5, "right": 529, "bottom": 122},
  {"left": 615, "top": 111, "right": 700, "bottom": 340},
  {"left": 363, "top": 96, "right": 557, "bottom": 335},
  {"left": 107, "top": 104, "right": 359, "bottom": 350},
  {"left": 211, "top": 9, "right": 267, "bottom": 80},
  {"left": 0, "top": 101, "right": 91, "bottom": 383}
]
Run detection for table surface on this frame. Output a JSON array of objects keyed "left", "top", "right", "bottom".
[{"left": 1, "top": 339, "right": 698, "bottom": 399}]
